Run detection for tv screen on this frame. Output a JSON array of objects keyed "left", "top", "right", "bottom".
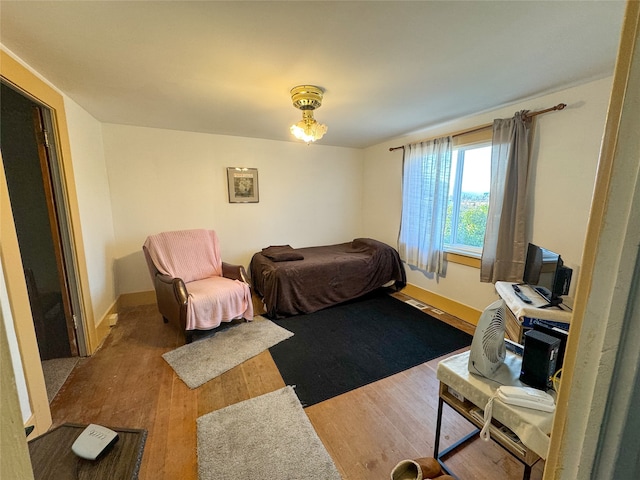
[{"left": 523, "top": 243, "right": 572, "bottom": 307}]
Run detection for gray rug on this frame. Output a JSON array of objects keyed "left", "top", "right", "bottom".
[
  {"left": 197, "top": 386, "right": 342, "bottom": 480},
  {"left": 162, "top": 317, "right": 293, "bottom": 389},
  {"left": 42, "top": 356, "right": 80, "bottom": 402}
]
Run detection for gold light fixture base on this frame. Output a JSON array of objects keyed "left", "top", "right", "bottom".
[
  {"left": 290, "top": 85, "right": 327, "bottom": 143},
  {"left": 290, "top": 85, "right": 324, "bottom": 110}
]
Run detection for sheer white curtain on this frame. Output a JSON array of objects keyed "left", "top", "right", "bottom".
[
  {"left": 481, "top": 111, "right": 532, "bottom": 283},
  {"left": 398, "top": 137, "right": 452, "bottom": 275}
]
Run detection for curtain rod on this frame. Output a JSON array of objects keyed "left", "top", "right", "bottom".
[{"left": 389, "top": 103, "right": 567, "bottom": 152}]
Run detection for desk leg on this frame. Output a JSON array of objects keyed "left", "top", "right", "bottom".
[
  {"left": 433, "top": 397, "right": 456, "bottom": 478},
  {"left": 434, "top": 396, "right": 482, "bottom": 479},
  {"left": 434, "top": 396, "right": 444, "bottom": 458}
]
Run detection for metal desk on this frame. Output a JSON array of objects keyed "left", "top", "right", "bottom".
[{"left": 434, "top": 351, "right": 554, "bottom": 480}]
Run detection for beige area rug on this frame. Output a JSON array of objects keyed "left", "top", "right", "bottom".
[
  {"left": 41, "top": 356, "right": 80, "bottom": 402},
  {"left": 197, "top": 386, "right": 342, "bottom": 480},
  {"left": 162, "top": 317, "right": 293, "bottom": 389}
]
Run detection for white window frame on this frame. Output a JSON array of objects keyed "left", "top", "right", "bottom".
[{"left": 444, "top": 132, "right": 492, "bottom": 259}]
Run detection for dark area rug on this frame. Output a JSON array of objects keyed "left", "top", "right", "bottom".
[{"left": 269, "top": 291, "right": 472, "bottom": 407}]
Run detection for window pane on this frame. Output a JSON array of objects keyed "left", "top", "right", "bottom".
[
  {"left": 446, "top": 145, "right": 491, "bottom": 250},
  {"left": 461, "top": 146, "right": 491, "bottom": 194}
]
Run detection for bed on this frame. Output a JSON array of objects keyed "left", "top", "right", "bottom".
[{"left": 249, "top": 238, "right": 406, "bottom": 318}]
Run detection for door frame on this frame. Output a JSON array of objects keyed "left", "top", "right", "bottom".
[
  {"left": 544, "top": 2, "right": 640, "bottom": 477},
  {"left": 1, "top": 49, "right": 98, "bottom": 437},
  {"left": 28, "top": 102, "right": 81, "bottom": 357}
]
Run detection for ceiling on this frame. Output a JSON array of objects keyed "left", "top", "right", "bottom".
[{"left": 0, "top": 1, "right": 627, "bottom": 149}]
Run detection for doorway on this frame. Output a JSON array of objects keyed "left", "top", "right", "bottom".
[{"left": 0, "top": 81, "right": 83, "bottom": 361}]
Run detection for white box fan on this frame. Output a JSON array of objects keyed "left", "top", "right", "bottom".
[{"left": 468, "top": 299, "right": 507, "bottom": 378}]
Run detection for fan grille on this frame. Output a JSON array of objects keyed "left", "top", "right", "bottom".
[{"left": 482, "top": 307, "right": 506, "bottom": 363}]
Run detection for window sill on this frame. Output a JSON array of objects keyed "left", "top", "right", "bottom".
[
  {"left": 445, "top": 245, "right": 481, "bottom": 258},
  {"left": 445, "top": 251, "right": 481, "bottom": 269}
]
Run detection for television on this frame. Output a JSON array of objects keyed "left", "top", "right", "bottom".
[{"left": 522, "top": 243, "right": 572, "bottom": 307}]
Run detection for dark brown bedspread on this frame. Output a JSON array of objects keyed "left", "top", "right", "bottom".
[{"left": 250, "top": 238, "right": 406, "bottom": 318}]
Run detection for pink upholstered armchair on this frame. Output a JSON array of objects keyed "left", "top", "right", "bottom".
[{"left": 142, "top": 229, "right": 253, "bottom": 343}]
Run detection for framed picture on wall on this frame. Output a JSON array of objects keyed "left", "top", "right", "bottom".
[{"left": 227, "top": 167, "right": 259, "bottom": 203}]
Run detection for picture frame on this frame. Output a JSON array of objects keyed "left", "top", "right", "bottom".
[{"left": 227, "top": 167, "right": 259, "bottom": 203}]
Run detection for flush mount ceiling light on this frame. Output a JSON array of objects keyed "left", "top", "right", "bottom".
[{"left": 290, "top": 85, "right": 328, "bottom": 143}]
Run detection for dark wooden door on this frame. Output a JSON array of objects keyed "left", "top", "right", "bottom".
[{"left": 0, "top": 81, "right": 78, "bottom": 359}]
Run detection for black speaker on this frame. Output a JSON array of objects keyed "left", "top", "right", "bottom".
[
  {"left": 533, "top": 320, "right": 568, "bottom": 373},
  {"left": 520, "top": 330, "right": 560, "bottom": 390},
  {"left": 554, "top": 266, "right": 573, "bottom": 296}
]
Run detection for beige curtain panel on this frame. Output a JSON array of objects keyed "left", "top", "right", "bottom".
[{"left": 481, "top": 111, "right": 532, "bottom": 283}]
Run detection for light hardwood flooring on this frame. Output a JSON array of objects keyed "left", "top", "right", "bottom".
[{"left": 48, "top": 295, "right": 544, "bottom": 479}]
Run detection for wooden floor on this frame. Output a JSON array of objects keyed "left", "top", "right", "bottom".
[{"left": 48, "top": 295, "right": 544, "bottom": 480}]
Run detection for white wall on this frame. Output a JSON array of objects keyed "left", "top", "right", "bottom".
[
  {"left": 362, "top": 77, "right": 613, "bottom": 312},
  {"left": 101, "top": 124, "right": 365, "bottom": 295},
  {"left": 64, "top": 98, "right": 117, "bottom": 325}
]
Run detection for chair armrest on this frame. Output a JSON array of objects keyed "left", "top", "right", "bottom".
[
  {"left": 153, "top": 273, "right": 189, "bottom": 336},
  {"left": 222, "top": 262, "right": 249, "bottom": 284},
  {"left": 155, "top": 274, "right": 188, "bottom": 305}
]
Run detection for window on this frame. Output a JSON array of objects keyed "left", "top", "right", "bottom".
[
  {"left": 444, "top": 141, "right": 492, "bottom": 256},
  {"left": 398, "top": 126, "right": 492, "bottom": 271}
]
